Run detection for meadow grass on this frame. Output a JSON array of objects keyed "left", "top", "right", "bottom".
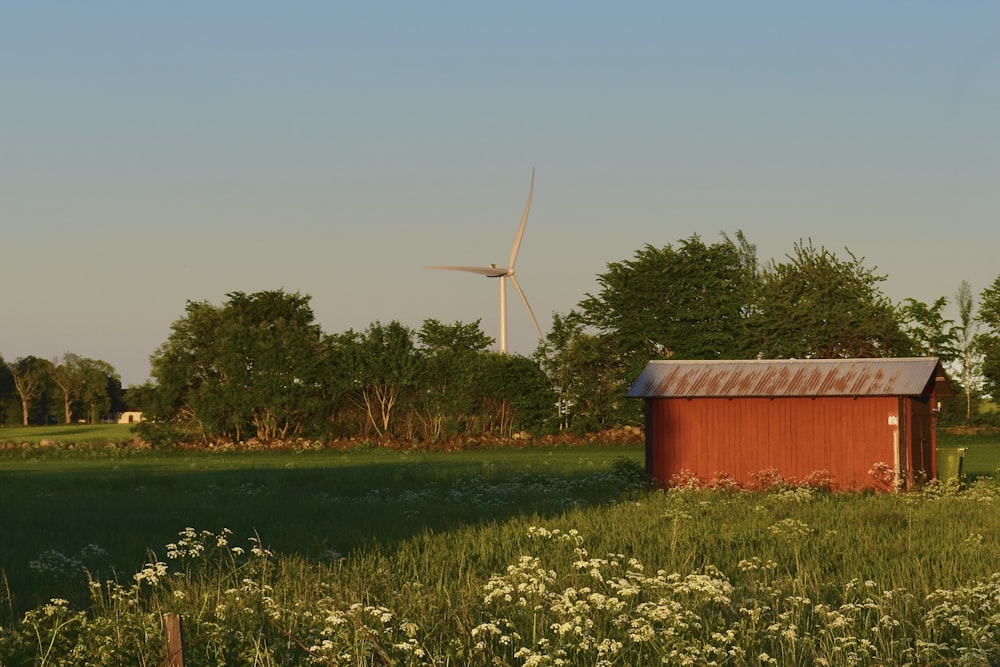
[
  {"left": 0, "top": 445, "right": 645, "bottom": 613},
  {"left": 2, "top": 437, "right": 1000, "bottom": 665},
  {"left": 4, "top": 475, "right": 1000, "bottom": 665},
  {"left": 0, "top": 423, "right": 135, "bottom": 445}
]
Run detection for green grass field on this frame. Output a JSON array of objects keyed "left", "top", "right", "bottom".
[
  {"left": 2, "top": 423, "right": 996, "bottom": 472},
  {"left": 0, "top": 445, "right": 645, "bottom": 609},
  {"left": 0, "top": 423, "right": 136, "bottom": 445},
  {"left": 2, "top": 429, "right": 1000, "bottom": 664}
]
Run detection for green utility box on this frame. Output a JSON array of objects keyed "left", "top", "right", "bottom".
[{"left": 936, "top": 447, "right": 968, "bottom": 482}]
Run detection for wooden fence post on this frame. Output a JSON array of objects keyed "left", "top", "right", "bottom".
[{"left": 164, "top": 613, "right": 185, "bottom": 667}]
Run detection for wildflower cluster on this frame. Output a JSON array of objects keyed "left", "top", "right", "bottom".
[
  {"left": 317, "top": 466, "right": 637, "bottom": 513},
  {"left": 471, "top": 520, "right": 1000, "bottom": 667},
  {"left": 474, "top": 526, "right": 742, "bottom": 666},
  {"left": 166, "top": 526, "right": 229, "bottom": 558},
  {"left": 5, "top": 478, "right": 1000, "bottom": 666},
  {"left": 4, "top": 528, "right": 434, "bottom": 666},
  {"left": 922, "top": 572, "right": 1000, "bottom": 660},
  {"left": 289, "top": 601, "right": 429, "bottom": 665},
  {"left": 669, "top": 468, "right": 837, "bottom": 493},
  {"left": 29, "top": 544, "right": 112, "bottom": 586},
  {"left": 868, "top": 461, "right": 900, "bottom": 491}
]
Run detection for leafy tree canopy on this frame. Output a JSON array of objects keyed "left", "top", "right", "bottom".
[
  {"left": 417, "top": 319, "right": 494, "bottom": 354},
  {"left": 578, "top": 231, "right": 759, "bottom": 377},
  {"left": 976, "top": 275, "right": 1000, "bottom": 399},
  {"left": 327, "top": 320, "right": 419, "bottom": 440},
  {"left": 534, "top": 312, "right": 633, "bottom": 433},
  {"left": 148, "top": 289, "right": 327, "bottom": 441},
  {"left": 7, "top": 356, "right": 55, "bottom": 426},
  {"left": 754, "top": 240, "right": 909, "bottom": 358},
  {"left": 900, "top": 297, "right": 959, "bottom": 363}
]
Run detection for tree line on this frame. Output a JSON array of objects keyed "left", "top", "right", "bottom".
[
  {"left": 0, "top": 353, "right": 125, "bottom": 426},
  {"left": 5, "top": 232, "right": 1000, "bottom": 441}
]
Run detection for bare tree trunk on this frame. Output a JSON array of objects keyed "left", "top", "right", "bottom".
[
  {"left": 353, "top": 384, "right": 397, "bottom": 440},
  {"left": 11, "top": 366, "right": 43, "bottom": 427},
  {"left": 956, "top": 281, "right": 978, "bottom": 423}
]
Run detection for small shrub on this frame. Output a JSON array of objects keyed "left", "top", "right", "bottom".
[
  {"left": 707, "top": 471, "right": 741, "bottom": 491},
  {"left": 668, "top": 468, "right": 702, "bottom": 489},
  {"left": 132, "top": 422, "right": 185, "bottom": 448},
  {"left": 610, "top": 456, "right": 648, "bottom": 488},
  {"left": 868, "top": 461, "right": 900, "bottom": 491},
  {"left": 798, "top": 469, "right": 835, "bottom": 491},
  {"left": 747, "top": 467, "right": 791, "bottom": 491}
]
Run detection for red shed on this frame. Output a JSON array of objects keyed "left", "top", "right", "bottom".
[{"left": 626, "top": 358, "right": 953, "bottom": 490}]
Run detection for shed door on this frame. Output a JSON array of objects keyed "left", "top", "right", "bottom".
[{"left": 908, "top": 397, "right": 933, "bottom": 487}]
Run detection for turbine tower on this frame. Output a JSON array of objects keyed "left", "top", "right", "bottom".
[{"left": 427, "top": 169, "right": 544, "bottom": 354}]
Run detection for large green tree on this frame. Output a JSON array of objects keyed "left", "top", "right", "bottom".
[
  {"left": 472, "top": 352, "right": 553, "bottom": 437},
  {"left": 79, "top": 358, "right": 122, "bottom": 424},
  {"left": 578, "top": 232, "right": 760, "bottom": 378},
  {"left": 0, "top": 355, "right": 15, "bottom": 426},
  {"left": 48, "top": 353, "right": 118, "bottom": 424},
  {"left": 49, "top": 353, "right": 82, "bottom": 424},
  {"left": 900, "top": 296, "right": 959, "bottom": 361},
  {"left": 329, "top": 320, "right": 419, "bottom": 440},
  {"left": 8, "top": 356, "right": 54, "bottom": 426},
  {"left": 976, "top": 275, "right": 1000, "bottom": 401},
  {"left": 754, "top": 241, "right": 909, "bottom": 358},
  {"left": 534, "top": 312, "right": 632, "bottom": 433},
  {"left": 148, "top": 290, "right": 328, "bottom": 441},
  {"left": 414, "top": 319, "right": 494, "bottom": 440}
]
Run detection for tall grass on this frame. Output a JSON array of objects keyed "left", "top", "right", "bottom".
[
  {"left": 1, "top": 439, "right": 999, "bottom": 665},
  {"left": 2, "top": 451, "right": 1000, "bottom": 664}
]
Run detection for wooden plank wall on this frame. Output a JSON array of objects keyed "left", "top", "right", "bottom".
[{"left": 649, "top": 396, "right": 900, "bottom": 489}]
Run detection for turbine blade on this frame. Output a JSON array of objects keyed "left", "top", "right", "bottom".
[
  {"left": 508, "top": 167, "right": 534, "bottom": 268},
  {"left": 509, "top": 274, "right": 544, "bottom": 340},
  {"left": 426, "top": 265, "right": 510, "bottom": 277}
]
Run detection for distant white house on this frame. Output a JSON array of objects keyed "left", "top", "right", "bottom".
[{"left": 117, "top": 411, "right": 144, "bottom": 424}]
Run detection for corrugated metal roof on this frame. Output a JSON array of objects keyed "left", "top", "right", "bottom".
[{"left": 626, "top": 357, "right": 952, "bottom": 398}]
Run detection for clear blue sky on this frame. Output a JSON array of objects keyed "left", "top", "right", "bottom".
[{"left": 3, "top": 2, "right": 998, "bottom": 386}]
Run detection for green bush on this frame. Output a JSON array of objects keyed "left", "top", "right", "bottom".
[{"left": 132, "top": 421, "right": 187, "bottom": 448}]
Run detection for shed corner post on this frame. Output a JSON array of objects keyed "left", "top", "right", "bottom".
[
  {"left": 644, "top": 399, "right": 654, "bottom": 479},
  {"left": 929, "top": 387, "right": 940, "bottom": 482}
]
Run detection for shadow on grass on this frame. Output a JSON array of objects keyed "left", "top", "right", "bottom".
[{"left": 0, "top": 448, "right": 646, "bottom": 612}]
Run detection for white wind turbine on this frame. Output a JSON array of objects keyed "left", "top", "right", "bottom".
[{"left": 426, "top": 169, "right": 544, "bottom": 354}]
